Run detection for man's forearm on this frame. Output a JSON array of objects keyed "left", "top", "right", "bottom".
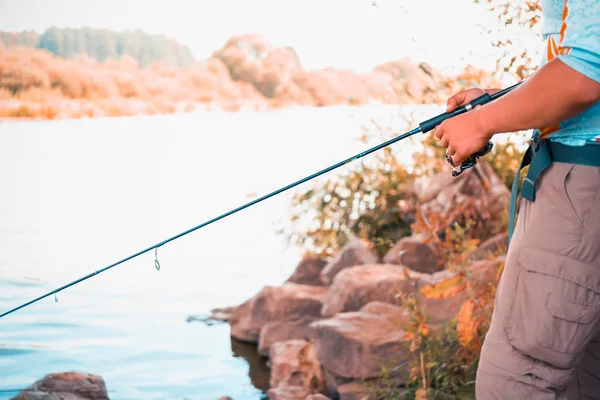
[{"left": 476, "top": 59, "right": 600, "bottom": 137}]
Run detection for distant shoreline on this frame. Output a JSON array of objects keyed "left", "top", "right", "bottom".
[
  {"left": 1, "top": 32, "right": 499, "bottom": 122},
  {"left": 0, "top": 97, "right": 433, "bottom": 122}
]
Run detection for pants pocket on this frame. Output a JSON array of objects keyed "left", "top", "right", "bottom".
[
  {"left": 506, "top": 246, "right": 600, "bottom": 369},
  {"left": 562, "top": 164, "right": 600, "bottom": 230}
]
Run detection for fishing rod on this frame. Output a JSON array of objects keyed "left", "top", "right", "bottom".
[{"left": 0, "top": 81, "right": 522, "bottom": 320}]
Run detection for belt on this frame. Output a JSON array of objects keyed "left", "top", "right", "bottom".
[{"left": 508, "top": 139, "right": 600, "bottom": 243}]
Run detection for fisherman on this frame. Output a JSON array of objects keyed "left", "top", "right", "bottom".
[{"left": 433, "top": 0, "right": 600, "bottom": 398}]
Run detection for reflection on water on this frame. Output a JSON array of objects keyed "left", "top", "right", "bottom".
[{"left": 230, "top": 338, "right": 270, "bottom": 395}]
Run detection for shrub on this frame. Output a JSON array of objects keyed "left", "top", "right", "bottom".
[{"left": 12, "top": 104, "right": 36, "bottom": 118}]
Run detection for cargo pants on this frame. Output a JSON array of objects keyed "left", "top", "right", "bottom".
[{"left": 476, "top": 162, "right": 600, "bottom": 399}]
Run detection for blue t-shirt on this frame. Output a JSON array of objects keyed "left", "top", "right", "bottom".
[{"left": 537, "top": 0, "right": 600, "bottom": 146}]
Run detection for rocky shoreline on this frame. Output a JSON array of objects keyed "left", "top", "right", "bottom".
[
  {"left": 207, "top": 161, "right": 509, "bottom": 399},
  {"left": 13, "top": 162, "right": 509, "bottom": 400},
  {"left": 212, "top": 252, "right": 504, "bottom": 399}
]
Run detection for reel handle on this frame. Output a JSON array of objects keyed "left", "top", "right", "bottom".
[{"left": 446, "top": 141, "right": 493, "bottom": 176}]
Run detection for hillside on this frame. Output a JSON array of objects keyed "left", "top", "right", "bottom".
[
  {"left": 0, "top": 32, "right": 498, "bottom": 119},
  {"left": 0, "top": 27, "right": 194, "bottom": 67}
]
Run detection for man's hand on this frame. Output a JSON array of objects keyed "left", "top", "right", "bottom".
[
  {"left": 435, "top": 88, "right": 499, "bottom": 166},
  {"left": 445, "top": 88, "right": 489, "bottom": 113},
  {"left": 434, "top": 106, "right": 493, "bottom": 166}
]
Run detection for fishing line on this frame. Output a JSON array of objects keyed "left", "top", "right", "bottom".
[{"left": 0, "top": 81, "right": 522, "bottom": 320}]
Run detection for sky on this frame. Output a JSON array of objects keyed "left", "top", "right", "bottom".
[{"left": 0, "top": 0, "right": 539, "bottom": 74}]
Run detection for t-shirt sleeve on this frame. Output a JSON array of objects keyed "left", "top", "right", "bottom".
[{"left": 557, "top": 0, "right": 600, "bottom": 83}]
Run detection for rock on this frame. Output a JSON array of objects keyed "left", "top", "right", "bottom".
[
  {"left": 382, "top": 234, "right": 442, "bottom": 273},
  {"left": 228, "top": 299, "right": 255, "bottom": 342},
  {"left": 322, "top": 370, "right": 352, "bottom": 398},
  {"left": 359, "top": 301, "right": 407, "bottom": 315},
  {"left": 228, "top": 283, "right": 327, "bottom": 343},
  {"left": 258, "top": 316, "right": 319, "bottom": 357},
  {"left": 269, "top": 340, "right": 325, "bottom": 394},
  {"left": 186, "top": 311, "right": 229, "bottom": 325},
  {"left": 209, "top": 306, "right": 237, "bottom": 322},
  {"left": 319, "top": 238, "right": 379, "bottom": 285},
  {"left": 417, "top": 289, "right": 468, "bottom": 326},
  {"left": 413, "top": 161, "right": 508, "bottom": 207},
  {"left": 310, "top": 302, "right": 410, "bottom": 381},
  {"left": 286, "top": 256, "right": 328, "bottom": 286},
  {"left": 305, "top": 394, "right": 331, "bottom": 400},
  {"left": 320, "top": 256, "right": 498, "bottom": 326},
  {"left": 416, "top": 257, "right": 504, "bottom": 327},
  {"left": 12, "top": 372, "right": 108, "bottom": 400},
  {"left": 412, "top": 161, "right": 510, "bottom": 242},
  {"left": 217, "top": 397, "right": 233, "bottom": 400},
  {"left": 337, "top": 381, "right": 370, "bottom": 400},
  {"left": 321, "top": 264, "right": 418, "bottom": 317},
  {"left": 268, "top": 385, "right": 309, "bottom": 400},
  {"left": 467, "top": 232, "right": 508, "bottom": 261},
  {"left": 337, "top": 380, "right": 407, "bottom": 400},
  {"left": 466, "top": 256, "right": 505, "bottom": 287}
]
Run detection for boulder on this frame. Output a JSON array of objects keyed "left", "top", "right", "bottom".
[
  {"left": 12, "top": 372, "right": 108, "bottom": 400},
  {"left": 382, "top": 234, "right": 442, "bottom": 273},
  {"left": 412, "top": 161, "right": 510, "bottom": 242},
  {"left": 208, "top": 306, "right": 237, "bottom": 322},
  {"left": 467, "top": 232, "right": 508, "bottom": 261},
  {"left": 310, "top": 302, "right": 410, "bottom": 381},
  {"left": 286, "top": 256, "right": 328, "bottom": 286},
  {"left": 319, "top": 238, "right": 379, "bottom": 285},
  {"left": 187, "top": 306, "right": 232, "bottom": 325},
  {"left": 268, "top": 386, "right": 309, "bottom": 400},
  {"left": 269, "top": 340, "right": 326, "bottom": 396},
  {"left": 321, "top": 264, "right": 419, "bottom": 317},
  {"left": 465, "top": 256, "right": 505, "bottom": 287},
  {"left": 417, "top": 289, "right": 468, "bottom": 326},
  {"left": 228, "top": 283, "right": 327, "bottom": 343},
  {"left": 337, "top": 381, "right": 370, "bottom": 400},
  {"left": 413, "top": 161, "right": 508, "bottom": 209},
  {"left": 337, "top": 380, "right": 407, "bottom": 400},
  {"left": 415, "top": 256, "right": 504, "bottom": 325},
  {"left": 322, "top": 370, "right": 352, "bottom": 398},
  {"left": 259, "top": 316, "right": 319, "bottom": 356},
  {"left": 416, "top": 257, "right": 504, "bottom": 328},
  {"left": 268, "top": 388, "right": 331, "bottom": 400},
  {"left": 305, "top": 395, "right": 331, "bottom": 400},
  {"left": 359, "top": 301, "right": 409, "bottom": 316},
  {"left": 228, "top": 298, "right": 255, "bottom": 342}
]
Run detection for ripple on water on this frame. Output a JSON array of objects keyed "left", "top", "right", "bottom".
[
  {"left": 0, "top": 277, "right": 48, "bottom": 290},
  {"left": 0, "top": 344, "right": 43, "bottom": 356},
  {"left": 28, "top": 321, "right": 80, "bottom": 329}
]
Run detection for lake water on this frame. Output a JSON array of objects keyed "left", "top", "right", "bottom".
[{"left": 0, "top": 104, "right": 439, "bottom": 400}]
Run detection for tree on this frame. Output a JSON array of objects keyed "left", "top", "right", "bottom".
[{"left": 2, "top": 27, "right": 196, "bottom": 67}]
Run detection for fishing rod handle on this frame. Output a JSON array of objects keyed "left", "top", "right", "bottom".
[
  {"left": 419, "top": 81, "right": 523, "bottom": 133},
  {"left": 418, "top": 92, "right": 492, "bottom": 133},
  {"left": 420, "top": 81, "right": 523, "bottom": 176}
]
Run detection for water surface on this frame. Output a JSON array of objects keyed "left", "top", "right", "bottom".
[{"left": 0, "top": 105, "right": 435, "bottom": 399}]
